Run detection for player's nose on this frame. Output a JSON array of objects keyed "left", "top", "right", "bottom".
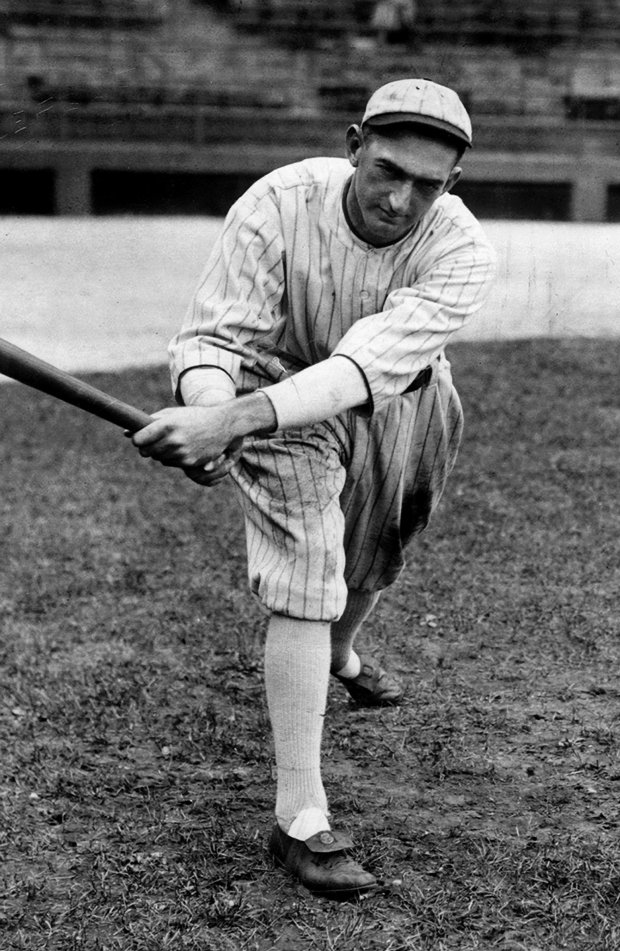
[{"left": 387, "top": 181, "right": 413, "bottom": 215}]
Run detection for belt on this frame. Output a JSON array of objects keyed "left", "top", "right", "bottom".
[{"left": 403, "top": 362, "right": 434, "bottom": 394}]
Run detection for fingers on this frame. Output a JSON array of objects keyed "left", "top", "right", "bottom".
[
  {"left": 131, "top": 415, "right": 205, "bottom": 466},
  {"left": 130, "top": 406, "right": 241, "bottom": 477},
  {"left": 182, "top": 456, "right": 236, "bottom": 486},
  {"left": 182, "top": 440, "right": 243, "bottom": 485},
  {"left": 131, "top": 416, "right": 173, "bottom": 453},
  {"left": 225, "top": 436, "right": 244, "bottom": 465},
  {"left": 131, "top": 408, "right": 204, "bottom": 451}
]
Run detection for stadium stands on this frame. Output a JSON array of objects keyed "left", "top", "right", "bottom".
[
  {"left": 235, "top": 0, "right": 620, "bottom": 48},
  {"left": 2, "top": 1, "right": 619, "bottom": 118},
  {"left": 0, "top": 0, "right": 619, "bottom": 218},
  {"left": 0, "top": 0, "right": 169, "bottom": 27}
]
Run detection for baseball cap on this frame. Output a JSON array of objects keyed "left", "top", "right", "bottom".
[{"left": 361, "top": 78, "right": 472, "bottom": 148}]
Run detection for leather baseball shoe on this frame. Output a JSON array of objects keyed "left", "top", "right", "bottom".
[
  {"left": 334, "top": 654, "right": 404, "bottom": 706},
  {"left": 269, "top": 824, "right": 378, "bottom": 900}
]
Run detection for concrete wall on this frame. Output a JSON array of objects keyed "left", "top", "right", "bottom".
[{"left": 1, "top": 117, "right": 620, "bottom": 220}]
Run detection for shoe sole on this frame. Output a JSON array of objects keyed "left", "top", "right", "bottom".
[
  {"left": 270, "top": 853, "right": 380, "bottom": 900},
  {"left": 345, "top": 691, "right": 404, "bottom": 707}
]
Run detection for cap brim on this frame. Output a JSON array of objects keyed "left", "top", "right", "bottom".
[{"left": 363, "top": 112, "right": 472, "bottom": 147}]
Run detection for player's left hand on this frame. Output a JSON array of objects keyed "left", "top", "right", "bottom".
[
  {"left": 179, "top": 387, "right": 243, "bottom": 483},
  {"left": 131, "top": 405, "right": 236, "bottom": 471}
]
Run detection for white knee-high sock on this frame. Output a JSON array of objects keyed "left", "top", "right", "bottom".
[
  {"left": 264, "top": 613, "right": 331, "bottom": 835},
  {"left": 331, "top": 589, "right": 381, "bottom": 675}
]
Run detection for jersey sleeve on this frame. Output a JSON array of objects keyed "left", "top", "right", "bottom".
[
  {"left": 168, "top": 185, "right": 286, "bottom": 397},
  {"left": 332, "top": 221, "right": 496, "bottom": 412}
]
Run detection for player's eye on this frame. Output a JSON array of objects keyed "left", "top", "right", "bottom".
[
  {"left": 418, "top": 181, "right": 441, "bottom": 195},
  {"left": 376, "top": 163, "right": 398, "bottom": 179}
]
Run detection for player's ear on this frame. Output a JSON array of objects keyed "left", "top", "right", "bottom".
[
  {"left": 346, "top": 124, "right": 364, "bottom": 167},
  {"left": 443, "top": 166, "right": 462, "bottom": 194}
]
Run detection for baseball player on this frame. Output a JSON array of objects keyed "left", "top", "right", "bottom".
[{"left": 133, "top": 79, "right": 496, "bottom": 899}]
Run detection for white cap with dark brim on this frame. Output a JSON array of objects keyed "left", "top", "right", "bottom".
[{"left": 362, "top": 78, "right": 473, "bottom": 148}]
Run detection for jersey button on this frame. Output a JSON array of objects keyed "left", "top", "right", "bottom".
[{"left": 360, "top": 290, "right": 370, "bottom": 300}]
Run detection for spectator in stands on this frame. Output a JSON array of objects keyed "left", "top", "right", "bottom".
[{"left": 371, "top": 0, "right": 417, "bottom": 44}]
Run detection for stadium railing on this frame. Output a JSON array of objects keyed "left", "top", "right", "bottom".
[{"left": 3, "top": 99, "right": 620, "bottom": 158}]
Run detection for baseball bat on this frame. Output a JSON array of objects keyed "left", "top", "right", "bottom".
[{"left": 0, "top": 337, "right": 152, "bottom": 432}]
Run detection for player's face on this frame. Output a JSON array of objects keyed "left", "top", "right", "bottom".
[{"left": 345, "top": 125, "right": 462, "bottom": 246}]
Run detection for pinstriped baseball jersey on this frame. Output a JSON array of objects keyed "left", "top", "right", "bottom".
[{"left": 169, "top": 157, "right": 496, "bottom": 409}]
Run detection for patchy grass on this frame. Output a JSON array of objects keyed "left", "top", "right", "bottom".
[{"left": 1, "top": 337, "right": 619, "bottom": 951}]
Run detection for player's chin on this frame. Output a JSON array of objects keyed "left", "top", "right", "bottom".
[{"left": 370, "top": 213, "right": 414, "bottom": 244}]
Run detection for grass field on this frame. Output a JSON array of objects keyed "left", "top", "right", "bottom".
[{"left": 1, "top": 337, "right": 620, "bottom": 950}]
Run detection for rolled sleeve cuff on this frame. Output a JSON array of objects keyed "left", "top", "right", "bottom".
[
  {"left": 177, "top": 366, "right": 237, "bottom": 405},
  {"left": 169, "top": 338, "right": 242, "bottom": 397}
]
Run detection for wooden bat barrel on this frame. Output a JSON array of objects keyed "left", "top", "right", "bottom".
[{"left": 0, "top": 337, "right": 152, "bottom": 432}]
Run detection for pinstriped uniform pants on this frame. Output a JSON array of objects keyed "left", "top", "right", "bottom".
[{"left": 230, "top": 358, "right": 463, "bottom": 621}]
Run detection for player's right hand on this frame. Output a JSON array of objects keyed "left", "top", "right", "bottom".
[{"left": 182, "top": 436, "right": 244, "bottom": 486}]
